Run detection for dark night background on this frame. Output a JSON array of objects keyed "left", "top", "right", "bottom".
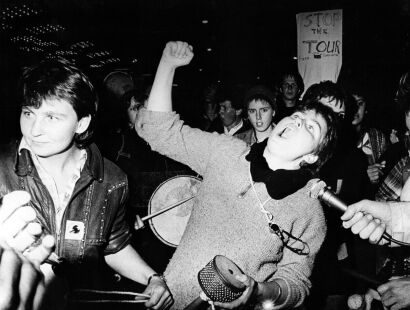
[{"left": 1, "top": 0, "right": 410, "bottom": 138}]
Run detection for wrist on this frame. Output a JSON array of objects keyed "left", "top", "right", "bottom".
[
  {"left": 147, "top": 273, "right": 166, "bottom": 285},
  {"left": 272, "top": 282, "right": 282, "bottom": 304},
  {"left": 159, "top": 60, "right": 177, "bottom": 71},
  {"left": 255, "top": 281, "right": 282, "bottom": 304}
]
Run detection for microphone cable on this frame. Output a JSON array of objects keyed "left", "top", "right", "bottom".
[{"left": 310, "top": 180, "right": 410, "bottom": 247}]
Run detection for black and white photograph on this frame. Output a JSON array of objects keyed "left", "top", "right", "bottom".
[{"left": 1, "top": 1, "right": 410, "bottom": 309}]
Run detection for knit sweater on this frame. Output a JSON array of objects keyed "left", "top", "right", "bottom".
[{"left": 137, "top": 110, "right": 326, "bottom": 309}]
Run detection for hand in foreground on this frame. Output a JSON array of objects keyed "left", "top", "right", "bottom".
[
  {"left": 378, "top": 277, "right": 410, "bottom": 310},
  {"left": 142, "top": 276, "right": 173, "bottom": 310},
  {"left": 134, "top": 214, "right": 145, "bottom": 230},
  {"left": 161, "top": 41, "right": 194, "bottom": 68},
  {"left": 347, "top": 290, "right": 381, "bottom": 310},
  {"left": 0, "top": 190, "right": 54, "bottom": 263},
  {"left": 341, "top": 199, "right": 391, "bottom": 244},
  {"left": 213, "top": 274, "right": 257, "bottom": 309},
  {"left": 0, "top": 191, "right": 55, "bottom": 310}
]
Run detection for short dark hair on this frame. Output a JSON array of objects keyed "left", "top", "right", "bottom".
[
  {"left": 295, "top": 99, "right": 339, "bottom": 172},
  {"left": 303, "top": 80, "right": 353, "bottom": 121},
  {"left": 20, "top": 58, "right": 97, "bottom": 148},
  {"left": 280, "top": 71, "right": 305, "bottom": 95},
  {"left": 303, "top": 81, "right": 345, "bottom": 106},
  {"left": 243, "top": 85, "right": 277, "bottom": 112},
  {"left": 215, "top": 85, "right": 245, "bottom": 111}
]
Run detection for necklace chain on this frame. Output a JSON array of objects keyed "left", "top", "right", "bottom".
[{"left": 248, "top": 166, "right": 273, "bottom": 223}]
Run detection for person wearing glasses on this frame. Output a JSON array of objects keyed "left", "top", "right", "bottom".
[{"left": 136, "top": 41, "right": 338, "bottom": 309}]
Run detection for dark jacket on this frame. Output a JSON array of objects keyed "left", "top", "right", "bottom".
[{"left": 0, "top": 140, "right": 131, "bottom": 287}]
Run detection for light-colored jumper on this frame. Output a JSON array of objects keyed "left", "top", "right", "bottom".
[{"left": 137, "top": 110, "right": 326, "bottom": 309}]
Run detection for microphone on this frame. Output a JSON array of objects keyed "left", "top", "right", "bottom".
[
  {"left": 309, "top": 180, "right": 347, "bottom": 212},
  {"left": 309, "top": 180, "right": 410, "bottom": 247}
]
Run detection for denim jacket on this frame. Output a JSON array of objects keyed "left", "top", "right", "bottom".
[{"left": 0, "top": 140, "right": 131, "bottom": 285}]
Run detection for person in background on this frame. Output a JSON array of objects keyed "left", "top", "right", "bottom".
[
  {"left": 103, "top": 86, "right": 192, "bottom": 272},
  {"left": 273, "top": 70, "right": 304, "bottom": 124},
  {"left": 303, "top": 81, "right": 374, "bottom": 310},
  {"left": 376, "top": 81, "right": 410, "bottom": 202},
  {"left": 375, "top": 152, "right": 410, "bottom": 202},
  {"left": 0, "top": 58, "right": 172, "bottom": 309},
  {"left": 344, "top": 72, "right": 410, "bottom": 310},
  {"left": 198, "top": 83, "right": 219, "bottom": 132},
  {"left": 236, "top": 85, "right": 277, "bottom": 146},
  {"left": 0, "top": 190, "right": 55, "bottom": 310},
  {"left": 378, "top": 71, "right": 410, "bottom": 178},
  {"left": 136, "top": 41, "right": 338, "bottom": 310},
  {"left": 351, "top": 92, "right": 389, "bottom": 188},
  {"left": 342, "top": 178, "right": 410, "bottom": 310},
  {"left": 102, "top": 70, "right": 135, "bottom": 101},
  {"left": 208, "top": 85, "right": 251, "bottom": 136}
]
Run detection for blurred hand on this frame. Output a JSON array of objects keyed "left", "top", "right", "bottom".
[
  {"left": 0, "top": 191, "right": 55, "bottom": 310},
  {"left": 142, "top": 276, "right": 173, "bottom": 310},
  {"left": 378, "top": 277, "right": 410, "bottom": 310},
  {"left": 364, "top": 289, "right": 382, "bottom": 310},
  {"left": 390, "top": 129, "right": 399, "bottom": 144},
  {"left": 367, "top": 161, "right": 385, "bottom": 184},
  {"left": 161, "top": 41, "right": 194, "bottom": 68},
  {"left": 134, "top": 214, "right": 145, "bottom": 230}
]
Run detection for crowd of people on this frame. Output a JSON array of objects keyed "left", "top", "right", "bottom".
[{"left": 1, "top": 39, "right": 410, "bottom": 310}]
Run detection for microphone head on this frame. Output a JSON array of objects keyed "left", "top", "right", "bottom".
[{"left": 309, "top": 180, "right": 327, "bottom": 199}]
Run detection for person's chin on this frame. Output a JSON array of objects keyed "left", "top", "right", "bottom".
[
  {"left": 33, "top": 151, "right": 54, "bottom": 158},
  {"left": 30, "top": 144, "right": 55, "bottom": 158}
]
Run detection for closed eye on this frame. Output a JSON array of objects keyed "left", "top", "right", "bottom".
[{"left": 291, "top": 114, "right": 300, "bottom": 119}]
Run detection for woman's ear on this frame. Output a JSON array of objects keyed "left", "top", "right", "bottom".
[{"left": 76, "top": 115, "right": 91, "bottom": 134}]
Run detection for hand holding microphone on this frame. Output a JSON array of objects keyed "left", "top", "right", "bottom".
[
  {"left": 341, "top": 200, "right": 391, "bottom": 245},
  {"left": 310, "top": 181, "right": 391, "bottom": 245}
]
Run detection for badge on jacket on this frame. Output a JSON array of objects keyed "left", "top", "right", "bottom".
[{"left": 65, "top": 220, "right": 85, "bottom": 240}]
